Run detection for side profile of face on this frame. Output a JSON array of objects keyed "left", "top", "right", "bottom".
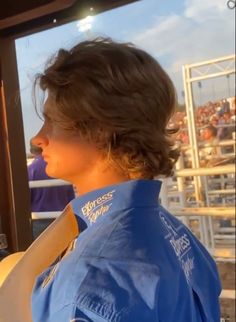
[{"left": 31, "top": 96, "right": 103, "bottom": 186}]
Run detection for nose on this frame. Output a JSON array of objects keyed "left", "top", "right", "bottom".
[{"left": 31, "top": 126, "right": 48, "bottom": 150}]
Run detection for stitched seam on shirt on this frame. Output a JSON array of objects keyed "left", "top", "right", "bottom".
[
  {"left": 70, "top": 299, "right": 123, "bottom": 322},
  {"left": 75, "top": 297, "right": 122, "bottom": 322},
  {"left": 70, "top": 263, "right": 123, "bottom": 322}
]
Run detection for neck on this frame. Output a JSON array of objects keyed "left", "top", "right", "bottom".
[{"left": 73, "top": 165, "right": 130, "bottom": 196}]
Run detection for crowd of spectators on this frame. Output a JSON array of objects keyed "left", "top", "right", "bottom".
[
  {"left": 167, "top": 97, "right": 235, "bottom": 170},
  {"left": 167, "top": 98, "right": 235, "bottom": 214},
  {"left": 169, "top": 97, "right": 235, "bottom": 145}
]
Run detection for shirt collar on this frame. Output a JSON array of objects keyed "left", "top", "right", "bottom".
[{"left": 71, "top": 179, "right": 161, "bottom": 230}]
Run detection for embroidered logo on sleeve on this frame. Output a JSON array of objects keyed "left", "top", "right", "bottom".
[
  {"left": 81, "top": 190, "right": 115, "bottom": 223},
  {"left": 159, "top": 212, "right": 195, "bottom": 283}
]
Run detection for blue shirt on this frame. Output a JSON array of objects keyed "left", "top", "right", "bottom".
[{"left": 32, "top": 180, "right": 221, "bottom": 322}]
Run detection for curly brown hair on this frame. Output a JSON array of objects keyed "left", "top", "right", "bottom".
[{"left": 35, "top": 37, "right": 179, "bottom": 179}]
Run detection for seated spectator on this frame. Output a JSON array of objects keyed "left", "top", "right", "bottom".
[{"left": 199, "top": 125, "right": 220, "bottom": 167}]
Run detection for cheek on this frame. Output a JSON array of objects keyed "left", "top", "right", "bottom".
[
  {"left": 46, "top": 144, "right": 80, "bottom": 169},
  {"left": 45, "top": 157, "right": 77, "bottom": 180}
]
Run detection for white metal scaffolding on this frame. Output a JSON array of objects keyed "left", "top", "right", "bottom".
[{"left": 161, "top": 54, "right": 236, "bottom": 258}]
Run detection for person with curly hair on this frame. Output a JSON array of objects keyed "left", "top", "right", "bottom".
[{"left": 30, "top": 38, "right": 221, "bottom": 322}]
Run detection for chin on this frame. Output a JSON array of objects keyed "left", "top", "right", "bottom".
[{"left": 45, "top": 165, "right": 59, "bottom": 179}]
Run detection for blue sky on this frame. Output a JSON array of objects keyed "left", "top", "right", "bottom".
[{"left": 15, "top": 0, "right": 235, "bottom": 151}]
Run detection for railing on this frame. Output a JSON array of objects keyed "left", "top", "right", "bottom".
[
  {"left": 29, "top": 179, "right": 70, "bottom": 188},
  {"left": 160, "top": 162, "right": 235, "bottom": 261}
]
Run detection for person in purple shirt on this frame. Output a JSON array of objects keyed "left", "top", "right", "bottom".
[
  {"left": 28, "top": 144, "right": 75, "bottom": 212},
  {"left": 30, "top": 38, "right": 221, "bottom": 321},
  {"left": 28, "top": 144, "right": 75, "bottom": 238}
]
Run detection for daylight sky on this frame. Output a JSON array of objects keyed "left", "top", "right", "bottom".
[{"left": 15, "top": 0, "right": 235, "bottom": 151}]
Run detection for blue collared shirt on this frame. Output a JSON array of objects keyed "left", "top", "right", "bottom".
[{"left": 32, "top": 179, "right": 221, "bottom": 322}]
